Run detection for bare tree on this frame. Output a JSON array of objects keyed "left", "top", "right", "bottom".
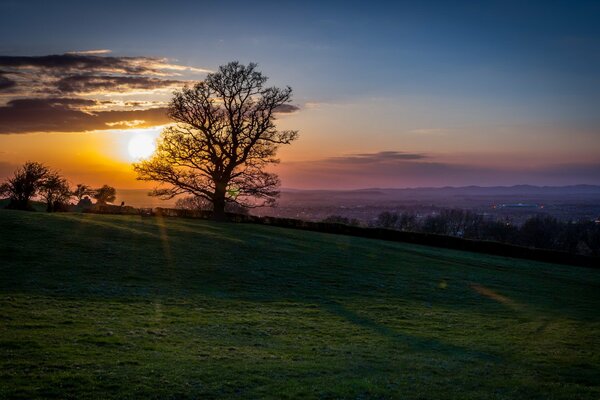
[
  {"left": 0, "top": 161, "right": 49, "bottom": 210},
  {"left": 133, "top": 61, "right": 298, "bottom": 220},
  {"left": 93, "top": 185, "right": 116, "bottom": 205}
]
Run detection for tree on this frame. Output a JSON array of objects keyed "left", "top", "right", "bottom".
[
  {"left": 519, "top": 215, "right": 559, "bottom": 249},
  {"left": 93, "top": 185, "right": 116, "bottom": 204},
  {"left": 73, "top": 184, "right": 93, "bottom": 202},
  {"left": 0, "top": 161, "right": 49, "bottom": 210},
  {"left": 133, "top": 61, "right": 299, "bottom": 220},
  {"left": 39, "top": 172, "right": 72, "bottom": 212},
  {"left": 375, "top": 211, "right": 399, "bottom": 229},
  {"left": 397, "top": 212, "right": 417, "bottom": 231}
]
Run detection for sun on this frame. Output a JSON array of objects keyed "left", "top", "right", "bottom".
[{"left": 128, "top": 133, "right": 156, "bottom": 160}]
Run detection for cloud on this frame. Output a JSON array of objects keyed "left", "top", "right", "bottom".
[
  {"left": 0, "top": 53, "right": 207, "bottom": 99},
  {"left": 274, "top": 104, "right": 300, "bottom": 114},
  {"left": 0, "top": 52, "right": 212, "bottom": 133},
  {"left": 55, "top": 75, "right": 182, "bottom": 94},
  {"left": 0, "top": 97, "right": 169, "bottom": 133},
  {"left": 276, "top": 153, "right": 600, "bottom": 189},
  {"left": 0, "top": 54, "right": 205, "bottom": 75},
  {"left": 0, "top": 73, "right": 16, "bottom": 91},
  {"left": 326, "top": 151, "right": 427, "bottom": 164},
  {"left": 66, "top": 49, "right": 112, "bottom": 55}
]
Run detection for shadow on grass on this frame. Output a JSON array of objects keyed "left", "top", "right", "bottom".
[{"left": 320, "top": 299, "right": 498, "bottom": 361}]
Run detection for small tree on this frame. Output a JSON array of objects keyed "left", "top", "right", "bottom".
[
  {"left": 93, "top": 185, "right": 116, "bottom": 205},
  {"left": 39, "top": 172, "right": 72, "bottom": 212},
  {"left": 133, "top": 61, "right": 298, "bottom": 220},
  {"left": 0, "top": 161, "right": 49, "bottom": 210},
  {"left": 73, "top": 184, "right": 93, "bottom": 202}
]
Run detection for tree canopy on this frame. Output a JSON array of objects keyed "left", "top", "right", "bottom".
[
  {"left": 133, "top": 61, "right": 298, "bottom": 219},
  {"left": 93, "top": 185, "right": 117, "bottom": 205},
  {"left": 0, "top": 161, "right": 50, "bottom": 210},
  {"left": 39, "top": 172, "right": 71, "bottom": 212},
  {"left": 73, "top": 184, "right": 93, "bottom": 202}
]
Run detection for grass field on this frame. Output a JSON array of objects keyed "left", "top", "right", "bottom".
[{"left": 0, "top": 210, "right": 599, "bottom": 399}]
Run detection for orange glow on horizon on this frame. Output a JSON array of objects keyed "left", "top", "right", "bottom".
[{"left": 0, "top": 127, "right": 166, "bottom": 189}]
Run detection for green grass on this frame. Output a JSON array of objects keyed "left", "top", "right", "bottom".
[{"left": 0, "top": 210, "right": 598, "bottom": 399}]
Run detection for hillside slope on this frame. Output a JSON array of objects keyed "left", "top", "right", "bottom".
[{"left": 0, "top": 210, "right": 599, "bottom": 399}]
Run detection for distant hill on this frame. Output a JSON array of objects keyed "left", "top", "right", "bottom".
[{"left": 282, "top": 184, "right": 600, "bottom": 198}]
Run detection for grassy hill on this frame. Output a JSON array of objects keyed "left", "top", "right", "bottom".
[{"left": 0, "top": 210, "right": 598, "bottom": 399}]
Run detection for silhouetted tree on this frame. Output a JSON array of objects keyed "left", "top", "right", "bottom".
[
  {"left": 93, "top": 185, "right": 116, "bottom": 204},
  {"left": 397, "top": 213, "right": 417, "bottom": 231},
  {"left": 520, "top": 215, "right": 559, "bottom": 249},
  {"left": 39, "top": 172, "right": 72, "bottom": 212},
  {"left": 421, "top": 209, "right": 483, "bottom": 237},
  {"left": 133, "top": 61, "right": 298, "bottom": 220},
  {"left": 479, "top": 219, "right": 517, "bottom": 243},
  {"left": 373, "top": 211, "right": 417, "bottom": 231},
  {"left": 376, "top": 211, "right": 399, "bottom": 229},
  {"left": 73, "top": 184, "right": 93, "bottom": 202},
  {"left": 0, "top": 161, "right": 49, "bottom": 210}
]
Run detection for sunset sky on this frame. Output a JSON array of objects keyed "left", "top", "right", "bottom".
[{"left": 1, "top": 0, "right": 599, "bottom": 191}]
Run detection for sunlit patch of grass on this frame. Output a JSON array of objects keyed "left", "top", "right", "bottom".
[{"left": 0, "top": 210, "right": 599, "bottom": 399}]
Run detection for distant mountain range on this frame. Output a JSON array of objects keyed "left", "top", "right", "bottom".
[{"left": 283, "top": 184, "right": 600, "bottom": 195}]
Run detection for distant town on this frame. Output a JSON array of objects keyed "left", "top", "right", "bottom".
[{"left": 114, "top": 185, "right": 600, "bottom": 226}]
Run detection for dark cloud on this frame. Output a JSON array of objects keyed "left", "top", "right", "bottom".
[
  {"left": 18, "top": 97, "right": 97, "bottom": 107},
  {"left": 0, "top": 72, "right": 16, "bottom": 91},
  {"left": 327, "top": 151, "right": 427, "bottom": 164},
  {"left": 0, "top": 53, "right": 208, "bottom": 133},
  {"left": 0, "top": 54, "right": 165, "bottom": 75},
  {"left": 55, "top": 75, "right": 182, "bottom": 93},
  {"left": 0, "top": 97, "right": 169, "bottom": 134},
  {"left": 274, "top": 104, "right": 300, "bottom": 114},
  {"left": 0, "top": 53, "right": 204, "bottom": 98}
]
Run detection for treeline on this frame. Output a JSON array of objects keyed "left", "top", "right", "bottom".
[
  {"left": 345, "top": 210, "right": 600, "bottom": 256},
  {"left": 0, "top": 161, "right": 116, "bottom": 212}
]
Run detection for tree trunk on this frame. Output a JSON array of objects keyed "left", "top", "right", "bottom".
[{"left": 212, "top": 183, "right": 227, "bottom": 221}]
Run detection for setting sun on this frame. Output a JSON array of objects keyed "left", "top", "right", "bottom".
[{"left": 127, "top": 133, "right": 156, "bottom": 160}]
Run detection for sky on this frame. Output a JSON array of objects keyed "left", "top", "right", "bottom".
[{"left": 0, "top": 0, "right": 599, "bottom": 190}]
